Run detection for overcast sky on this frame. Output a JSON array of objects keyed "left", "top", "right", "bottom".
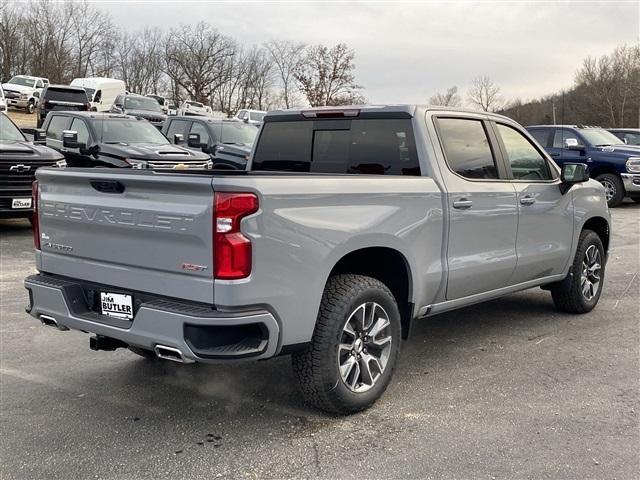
[{"left": 103, "top": 0, "right": 639, "bottom": 106}]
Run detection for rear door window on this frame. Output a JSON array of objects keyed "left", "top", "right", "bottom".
[
  {"left": 46, "top": 115, "right": 70, "bottom": 140},
  {"left": 528, "top": 128, "right": 551, "bottom": 147},
  {"left": 436, "top": 118, "right": 498, "bottom": 179},
  {"left": 253, "top": 118, "right": 420, "bottom": 175}
]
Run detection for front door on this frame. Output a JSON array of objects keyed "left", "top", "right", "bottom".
[
  {"left": 435, "top": 116, "right": 518, "bottom": 300},
  {"left": 493, "top": 122, "right": 574, "bottom": 284}
]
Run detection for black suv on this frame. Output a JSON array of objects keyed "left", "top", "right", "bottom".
[
  {"left": 0, "top": 113, "right": 63, "bottom": 219},
  {"left": 162, "top": 116, "right": 258, "bottom": 170},
  {"left": 608, "top": 128, "right": 640, "bottom": 146},
  {"left": 37, "top": 85, "right": 91, "bottom": 128},
  {"left": 111, "top": 93, "right": 167, "bottom": 129},
  {"left": 41, "top": 111, "right": 211, "bottom": 169}
]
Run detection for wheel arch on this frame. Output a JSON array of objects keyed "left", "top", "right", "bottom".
[
  {"left": 582, "top": 216, "right": 610, "bottom": 256},
  {"left": 328, "top": 246, "right": 414, "bottom": 339}
]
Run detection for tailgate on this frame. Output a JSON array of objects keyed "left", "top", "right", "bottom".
[{"left": 36, "top": 168, "right": 215, "bottom": 303}]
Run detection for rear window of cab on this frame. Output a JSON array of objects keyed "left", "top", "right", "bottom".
[{"left": 252, "top": 118, "right": 421, "bottom": 176}]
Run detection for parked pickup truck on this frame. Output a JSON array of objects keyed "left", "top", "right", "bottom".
[
  {"left": 527, "top": 125, "right": 640, "bottom": 206},
  {"left": 41, "top": 111, "right": 212, "bottom": 169},
  {"left": 25, "top": 106, "right": 610, "bottom": 414},
  {"left": 0, "top": 113, "right": 63, "bottom": 219}
]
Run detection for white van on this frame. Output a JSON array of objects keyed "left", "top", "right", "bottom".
[{"left": 70, "top": 78, "right": 126, "bottom": 112}]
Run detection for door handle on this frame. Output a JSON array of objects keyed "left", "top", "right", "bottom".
[
  {"left": 520, "top": 196, "right": 536, "bottom": 206},
  {"left": 453, "top": 199, "right": 473, "bottom": 209}
]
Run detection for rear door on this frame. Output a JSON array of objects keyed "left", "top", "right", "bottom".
[
  {"left": 433, "top": 115, "right": 518, "bottom": 300},
  {"left": 37, "top": 169, "right": 215, "bottom": 303},
  {"left": 492, "top": 122, "right": 574, "bottom": 284}
]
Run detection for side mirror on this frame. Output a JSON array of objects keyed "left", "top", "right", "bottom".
[
  {"left": 243, "top": 116, "right": 249, "bottom": 123},
  {"left": 62, "top": 130, "right": 85, "bottom": 150},
  {"left": 33, "top": 91, "right": 40, "bottom": 99},
  {"left": 187, "top": 132, "right": 201, "bottom": 148},
  {"left": 174, "top": 133, "right": 184, "bottom": 145},
  {"left": 564, "top": 138, "right": 584, "bottom": 151},
  {"left": 113, "top": 104, "right": 123, "bottom": 113},
  {"left": 561, "top": 163, "right": 589, "bottom": 184},
  {"left": 33, "top": 129, "right": 46, "bottom": 144}
]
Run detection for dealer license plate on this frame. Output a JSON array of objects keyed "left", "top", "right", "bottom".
[
  {"left": 12, "top": 198, "right": 32, "bottom": 209},
  {"left": 100, "top": 292, "right": 133, "bottom": 320}
]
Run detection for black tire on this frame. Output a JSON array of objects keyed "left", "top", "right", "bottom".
[
  {"left": 292, "top": 274, "right": 401, "bottom": 414},
  {"left": 27, "top": 101, "right": 35, "bottom": 114},
  {"left": 596, "top": 173, "right": 624, "bottom": 208},
  {"left": 129, "top": 346, "right": 157, "bottom": 360},
  {"left": 551, "top": 230, "right": 605, "bottom": 313}
]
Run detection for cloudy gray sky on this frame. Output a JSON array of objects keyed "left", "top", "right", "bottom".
[{"left": 103, "top": 0, "right": 639, "bottom": 105}]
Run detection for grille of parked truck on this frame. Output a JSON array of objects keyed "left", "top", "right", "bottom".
[
  {"left": 24, "top": 105, "right": 610, "bottom": 414},
  {"left": 0, "top": 112, "right": 64, "bottom": 219}
]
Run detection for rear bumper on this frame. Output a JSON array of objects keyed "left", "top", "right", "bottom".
[
  {"left": 621, "top": 173, "right": 640, "bottom": 194},
  {"left": 24, "top": 274, "right": 281, "bottom": 362}
]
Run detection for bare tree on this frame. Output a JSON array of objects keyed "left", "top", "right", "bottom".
[
  {"left": 69, "top": 0, "right": 115, "bottom": 78},
  {"left": 294, "top": 43, "right": 363, "bottom": 107},
  {"left": 265, "top": 40, "right": 305, "bottom": 108},
  {"left": 467, "top": 75, "right": 502, "bottom": 112},
  {"left": 0, "top": 0, "right": 27, "bottom": 81},
  {"left": 164, "top": 22, "right": 235, "bottom": 103},
  {"left": 429, "top": 85, "right": 461, "bottom": 107}
]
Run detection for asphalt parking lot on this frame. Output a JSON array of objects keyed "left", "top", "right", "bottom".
[{"left": 1, "top": 203, "right": 638, "bottom": 480}]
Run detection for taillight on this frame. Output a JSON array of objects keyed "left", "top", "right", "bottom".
[
  {"left": 214, "top": 192, "right": 258, "bottom": 279},
  {"left": 32, "top": 180, "right": 40, "bottom": 249}
]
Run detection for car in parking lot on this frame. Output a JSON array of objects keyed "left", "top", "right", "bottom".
[
  {"left": 234, "top": 108, "right": 266, "bottom": 126},
  {"left": 177, "top": 100, "right": 211, "bottom": 117},
  {"left": 40, "top": 111, "right": 212, "bottom": 169},
  {"left": 36, "top": 84, "right": 91, "bottom": 128},
  {"left": 145, "top": 94, "right": 169, "bottom": 114},
  {"left": 162, "top": 116, "right": 258, "bottom": 170},
  {"left": 26, "top": 105, "right": 610, "bottom": 414},
  {"left": 1, "top": 75, "right": 49, "bottom": 114},
  {"left": 0, "top": 85, "right": 7, "bottom": 113},
  {"left": 0, "top": 112, "right": 63, "bottom": 220},
  {"left": 71, "top": 77, "right": 126, "bottom": 112},
  {"left": 608, "top": 128, "right": 640, "bottom": 146},
  {"left": 110, "top": 92, "right": 167, "bottom": 129},
  {"left": 527, "top": 124, "right": 640, "bottom": 206}
]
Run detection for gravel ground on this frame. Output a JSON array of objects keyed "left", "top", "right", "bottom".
[
  {"left": 1, "top": 202, "right": 638, "bottom": 480},
  {"left": 5, "top": 109, "right": 36, "bottom": 128}
]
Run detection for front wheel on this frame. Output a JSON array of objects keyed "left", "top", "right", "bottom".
[
  {"left": 551, "top": 230, "right": 605, "bottom": 313},
  {"left": 292, "top": 274, "right": 401, "bottom": 414},
  {"left": 596, "top": 173, "right": 624, "bottom": 207},
  {"left": 27, "top": 101, "right": 35, "bottom": 114}
]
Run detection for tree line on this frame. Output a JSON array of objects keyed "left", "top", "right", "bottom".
[{"left": 0, "top": 0, "right": 364, "bottom": 114}]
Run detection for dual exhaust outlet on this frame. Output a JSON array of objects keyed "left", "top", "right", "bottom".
[{"left": 38, "top": 315, "right": 191, "bottom": 363}]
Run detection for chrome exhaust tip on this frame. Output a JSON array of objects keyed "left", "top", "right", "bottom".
[
  {"left": 154, "top": 345, "right": 193, "bottom": 363},
  {"left": 39, "top": 314, "right": 69, "bottom": 331}
]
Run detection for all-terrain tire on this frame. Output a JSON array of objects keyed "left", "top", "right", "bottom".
[
  {"left": 292, "top": 274, "right": 401, "bottom": 414},
  {"left": 551, "top": 229, "right": 605, "bottom": 313},
  {"left": 596, "top": 173, "right": 624, "bottom": 208}
]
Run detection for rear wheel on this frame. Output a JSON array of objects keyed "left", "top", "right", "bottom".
[
  {"left": 551, "top": 229, "right": 605, "bottom": 313},
  {"left": 595, "top": 173, "right": 624, "bottom": 207},
  {"left": 292, "top": 274, "right": 401, "bottom": 414}
]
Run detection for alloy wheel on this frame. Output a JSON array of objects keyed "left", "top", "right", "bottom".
[
  {"left": 600, "top": 179, "right": 615, "bottom": 202},
  {"left": 581, "top": 245, "right": 602, "bottom": 301},
  {"left": 338, "top": 302, "right": 393, "bottom": 393}
]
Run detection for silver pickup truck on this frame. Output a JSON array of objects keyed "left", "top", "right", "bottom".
[{"left": 25, "top": 105, "right": 610, "bottom": 414}]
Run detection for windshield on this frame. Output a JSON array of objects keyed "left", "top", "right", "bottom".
[
  {"left": 581, "top": 129, "right": 624, "bottom": 147},
  {"left": 0, "top": 114, "right": 26, "bottom": 142},
  {"left": 187, "top": 101, "right": 204, "bottom": 108},
  {"left": 83, "top": 87, "right": 96, "bottom": 100},
  {"left": 124, "top": 96, "right": 162, "bottom": 112},
  {"left": 250, "top": 111, "right": 266, "bottom": 122},
  {"left": 99, "top": 118, "right": 169, "bottom": 145},
  {"left": 7, "top": 76, "right": 35, "bottom": 88},
  {"left": 147, "top": 95, "right": 165, "bottom": 106},
  {"left": 221, "top": 123, "right": 259, "bottom": 145}
]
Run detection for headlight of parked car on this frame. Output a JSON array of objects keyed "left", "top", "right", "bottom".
[
  {"left": 626, "top": 157, "right": 640, "bottom": 173},
  {"left": 55, "top": 159, "right": 67, "bottom": 168},
  {"left": 126, "top": 158, "right": 148, "bottom": 169}
]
